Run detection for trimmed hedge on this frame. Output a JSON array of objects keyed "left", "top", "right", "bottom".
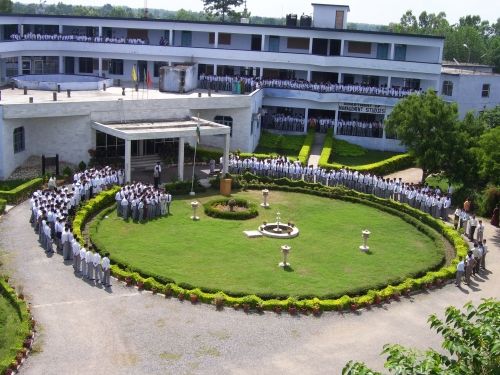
[
  {"left": 79, "top": 179, "right": 466, "bottom": 314},
  {"left": 0, "top": 278, "right": 32, "bottom": 374},
  {"left": 0, "top": 199, "right": 6, "bottom": 214},
  {"left": 163, "top": 180, "right": 206, "bottom": 195},
  {"left": 0, "top": 178, "right": 43, "bottom": 204},
  {"left": 297, "top": 129, "right": 315, "bottom": 166},
  {"left": 203, "top": 198, "right": 259, "bottom": 220},
  {"left": 318, "top": 131, "right": 415, "bottom": 175}
]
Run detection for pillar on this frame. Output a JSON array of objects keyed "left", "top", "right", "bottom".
[
  {"left": 169, "top": 30, "right": 174, "bottom": 46},
  {"left": 304, "top": 108, "right": 309, "bottom": 133},
  {"left": 261, "top": 34, "right": 265, "bottom": 51},
  {"left": 214, "top": 31, "right": 219, "bottom": 48},
  {"left": 124, "top": 139, "right": 131, "bottom": 183},
  {"left": 387, "top": 76, "right": 392, "bottom": 88},
  {"left": 178, "top": 137, "right": 185, "bottom": 181},
  {"left": 389, "top": 43, "right": 395, "bottom": 60},
  {"left": 309, "top": 37, "right": 313, "bottom": 54},
  {"left": 17, "top": 56, "right": 23, "bottom": 75},
  {"left": 340, "top": 39, "right": 345, "bottom": 55},
  {"left": 382, "top": 113, "right": 388, "bottom": 139},
  {"left": 18, "top": 24, "right": 23, "bottom": 37},
  {"left": 59, "top": 56, "right": 64, "bottom": 74},
  {"left": 98, "top": 58, "right": 102, "bottom": 77},
  {"left": 98, "top": 26, "right": 102, "bottom": 37},
  {"left": 334, "top": 109, "right": 339, "bottom": 135},
  {"left": 260, "top": 67, "right": 264, "bottom": 78},
  {"left": 58, "top": 25, "right": 63, "bottom": 34},
  {"left": 306, "top": 70, "right": 311, "bottom": 82},
  {"left": 214, "top": 64, "right": 218, "bottom": 76},
  {"left": 223, "top": 133, "right": 230, "bottom": 174},
  {"left": 338, "top": 72, "right": 342, "bottom": 84}
]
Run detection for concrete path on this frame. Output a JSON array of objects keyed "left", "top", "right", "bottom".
[
  {"left": 307, "top": 132, "right": 326, "bottom": 168},
  {"left": 0, "top": 201, "right": 498, "bottom": 375},
  {"left": 385, "top": 168, "right": 423, "bottom": 184}
]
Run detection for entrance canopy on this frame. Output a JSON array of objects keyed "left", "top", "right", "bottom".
[{"left": 92, "top": 117, "right": 231, "bottom": 182}]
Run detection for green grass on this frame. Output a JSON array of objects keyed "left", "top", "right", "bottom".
[
  {"left": 254, "top": 131, "right": 305, "bottom": 157},
  {"left": 327, "top": 138, "right": 401, "bottom": 167},
  {"left": 0, "top": 179, "right": 30, "bottom": 191},
  {"left": 0, "top": 294, "right": 26, "bottom": 371},
  {"left": 91, "top": 190, "right": 444, "bottom": 298}
]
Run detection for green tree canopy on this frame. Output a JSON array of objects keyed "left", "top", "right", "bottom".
[
  {"left": 384, "top": 90, "right": 462, "bottom": 183},
  {"left": 343, "top": 299, "right": 500, "bottom": 375},
  {"left": 202, "top": 0, "right": 244, "bottom": 22},
  {"left": 0, "top": 0, "right": 13, "bottom": 13}
]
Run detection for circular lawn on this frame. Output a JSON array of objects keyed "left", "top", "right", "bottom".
[{"left": 89, "top": 190, "right": 445, "bottom": 298}]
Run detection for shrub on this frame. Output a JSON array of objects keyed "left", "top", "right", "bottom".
[
  {"left": 62, "top": 166, "right": 73, "bottom": 177},
  {"left": 477, "top": 185, "right": 500, "bottom": 217},
  {"left": 0, "top": 199, "right": 6, "bottom": 214},
  {"left": 78, "top": 161, "right": 87, "bottom": 171},
  {"left": 0, "top": 178, "right": 43, "bottom": 204},
  {"left": 255, "top": 131, "right": 306, "bottom": 156},
  {"left": 163, "top": 179, "right": 206, "bottom": 195},
  {"left": 203, "top": 198, "right": 259, "bottom": 220}
]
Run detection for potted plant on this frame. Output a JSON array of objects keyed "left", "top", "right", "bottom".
[
  {"left": 288, "top": 305, "right": 297, "bottom": 315},
  {"left": 242, "top": 303, "right": 250, "bottom": 313},
  {"left": 151, "top": 287, "right": 158, "bottom": 294},
  {"left": 125, "top": 276, "right": 133, "bottom": 286},
  {"left": 164, "top": 286, "right": 172, "bottom": 298},
  {"left": 274, "top": 306, "right": 282, "bottom": 314},
  {"left": 311, "top": 305, "right": 321, "bottom": 316},
  {"left": 374, "top": 295, "right": 382, "bottom": 305},
  {"left": 227, "top": 198, "right": 237, "bottom": 212},
  {"left": 256, "top": 303, "right": 264, "bottom": 313},
  {"left": 177, "top": 292, "right": 185, "bottom": 301},
  {"left": 214, "top": 296, "right": 224, "bottom": 310},
  {"left": 137, "top": 281, "right": 144, "bottom": 290},
  {"left": 350, "top": 303, "right": 358, "bottom": 311},
  {"left": 10, "top": 360, "right": 18, "bottom": 370},
  {"left": 190, "top": 293, "right": 198, "bottom": 304}
]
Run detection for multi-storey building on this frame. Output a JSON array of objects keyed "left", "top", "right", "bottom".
[{"left": 0, "top": 3, "right": 497, "bottom": 180}]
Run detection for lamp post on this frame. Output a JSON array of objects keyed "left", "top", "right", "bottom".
[
  {"left": 359, "top": 229, "right": 371, "bottom": 252},
  {"left": 261, "top": 189, "right": 270, "bottom": 208},
  {"left": 279, "top": 245, "right": 291, "bottom": 268},
  {"left": 463, "top": 43, "right": 471, "bottom": 64},
  {"left": 190, "top": 201, "right": 200, "bottom": 221}
]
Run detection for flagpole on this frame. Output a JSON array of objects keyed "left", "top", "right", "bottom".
[{"left": 189, "top": 115, "right": 200, "bottom": 196}]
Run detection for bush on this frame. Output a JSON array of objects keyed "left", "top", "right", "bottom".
[
  {"left": 0, "top": 199, "right": 5, "bottom": 214},
  {"left": 163, "top": 179, "right": 206, "bottom": 195},
  {"left": 0, "top": 178, "right": 43, "bottom": 204},
  {"left": 255, "top": 131, "right": 306, "bottom": 155},
  {"left": 62, "top": 166, "right": 73, "bottom": 177},
  {"left": 203, "top": 198, "right": 259, "bottom": 220},
  {"left": 332, "top": 138, "right": 366, "bottom": 157},
  {"left": 297, "top": 129, "right": 315, "bottom": 166},
  {"left": 477, "top": 185, "right": 500, "bottom": 217}
]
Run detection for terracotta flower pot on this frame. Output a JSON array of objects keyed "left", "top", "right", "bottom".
[
  {"left": 300, "top": 307, "right": 309, "bottom": 315},
  {"left": 125, "top": 277, "right": 133, "bottom": 286},
  {"left": 233, "top": 303, "right": 240, "bottom": 310},
  {"left": 215, "top": 300, "right": 224, "bottom": 310},
  {"left": 177, "top": 293, "right": 185, "bottom": 301},
  {"left": 190, "top": 294, "right": 198, "bottom": 304},
  {"left": 274, "top": 306, "right": 282, "bottom": 314},
  {"left": 288, "top": 306, "right": 297, "bottom": 315},
  {"left": 5, "top": 368, "right": 13, "bottom": 375},
  {"left": 312, "top": 307, "right": 321, "bottom": 316},
  {"left": 164, "top": 288, "right": 172, "bottom": 298},
  {"left": 151, "top": 287, "right": 158, "bottom": 294},
  {"left": 350, "top": 304, "right": 358, "bottom": 311},
  {"left": 256, "top": 305, "right": 264, "bottom": 313},
  {"left": 375, "top": 296, "right": 382, "bottom": 304},
  {"left": 242, "top": 303, "right": 250, "bottom": 313},
  {"left": 137, "top": 282, "right": 144, "bottom": 290}
]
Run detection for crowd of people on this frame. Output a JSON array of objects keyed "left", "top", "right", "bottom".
[
  {"left": 336, "top": 119, "right": 384, "bottom": 138},
  {"left": 10, "top": 33, "right": 146, "bottom": 45},
  {"left": 115, "top": 182, "right": 172, "bottom": 222},
  {"left": 29, "top": 166, "right": 120, "bottom": 287},
  {"left": 263, "top": 113, "right": 305, "bottom": 132},
  {"left": 198, "top": 74, "right": 421, "bottom": 98},
  {"left": 228, "top": 154, "right": 452, "bottom": 220}
]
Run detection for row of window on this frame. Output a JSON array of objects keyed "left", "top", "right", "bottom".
[{"left": 442, "top": 81, "right": 491, "bottom": 98}]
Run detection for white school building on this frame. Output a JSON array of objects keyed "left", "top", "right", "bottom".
[{"left": 0, "top": 3, "right": 498, "bottom": 179}]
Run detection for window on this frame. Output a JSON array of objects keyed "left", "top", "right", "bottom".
[
  {"left": 108, "top": 59, "right": 123, "bottom": 75},
  {"left": 79, "top": 57, "right": 94, "bottom": 74},
  {"left": 335, "top": 11, "right": 344, "bottom": 29},
  {"left": 268, "top": 36, "right": 280, "bottom": 52},
  {"left": 376, "top": 43, "right": 389, "bottom": 59},
  {"left": 13, "top": 127, "right": 25, "bottom": 154},
  {"left": 347, "top": 41, "right": 371, "bottom": 54},
  {"left": 287, "top": 37, "right": 309, "bottom": 50},
  {"left": 214, "top": 116, "right": 233, "bottom": 136},
  {"left": 208, "top": 32, "right": 231, "bottom": 45},
  {"left": 442, "top": 80, "right": 453, "bottom": 96},
  {"left": 181, "top": 31, "right": 192, "bottom": 47},
  {"left": 394, "top": 44, "right": 407, "bottom": 61},
  {"left": 95, "top": 131, "right": 124, "bottom": 158},
  {"left": 154, "top": 61, "right": 167, "bottom": 77},
  {"left": 481, "top": 84, "right": 490, "bottom": 98}
]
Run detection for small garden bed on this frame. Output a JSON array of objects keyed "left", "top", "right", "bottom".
[{"left": 204, "top": 198, "right": 259, "bottom": 220}]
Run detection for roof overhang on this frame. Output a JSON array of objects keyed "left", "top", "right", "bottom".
[{"left": 91, "top": 117, "right": 230, "bottom": 141}]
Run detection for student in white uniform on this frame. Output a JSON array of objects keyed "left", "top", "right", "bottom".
[{"left": 101, "top": 256, "right": 111, "bottom": 287}]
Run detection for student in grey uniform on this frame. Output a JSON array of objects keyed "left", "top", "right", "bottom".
[
  {"left": 80, "top": 246, "right": 87, "bottom": 276},
  {"left": 72, "top": 235, "right": 81, "bottom": 273},
  {"left": 101, "top": 256, "right": 111, "bottom": 287},
  {"left": 86, "top": 248, "right": 94, "bottom": 280},
  {"left": 93, "top": 251, "right": 102, "bottom": 283}
]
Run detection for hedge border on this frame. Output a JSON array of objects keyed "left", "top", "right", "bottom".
[
  {"left": 76, "top": 181, "right": 467, "bottom": 315},
  {"left": 318, "top": 130, "right": 415, "bottom": 175},
  {"left": 0, "top": 199, "right": 6, "bottom": 214},
  {"left": 0, "top": 277, "right": 36, "bottom": 375},
  {"left": 297, "top": 129, "right": 316, "bottom": 166},
  {"left": 203, "top": 198, "right": 259, "bottom": 220},
  {"left": 0, "top": 178, "right": 44, "bottom": 205}
]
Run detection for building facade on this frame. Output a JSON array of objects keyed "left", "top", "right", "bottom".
[{"left": 0, "top": 3, "right": 497, "bottom": 179}]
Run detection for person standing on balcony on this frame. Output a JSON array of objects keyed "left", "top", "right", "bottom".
[{"left": 153, "top": 162, "right": 162, "bottom": 189}]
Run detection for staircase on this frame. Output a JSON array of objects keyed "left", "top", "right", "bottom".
[{"left": 307, "top": 132, "right": 326, "bottom": 168}]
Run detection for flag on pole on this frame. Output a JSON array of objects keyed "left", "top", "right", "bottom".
[
  {"left": 131, "top": 64, "right": 137, "bottom": 83},
  {"left": 146, "top": 69, "right": 153, "bottom": 89}
]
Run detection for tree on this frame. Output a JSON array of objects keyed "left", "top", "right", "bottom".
[
  {"left": 0, "top": 0, "right": 13, "bottom": 13},
  {"left": 474, "top": 127, "right": 500, "bottom": 186},
  {"left": 384, "top": 90, "right": 461, "bottom": 183},
  {"left": 202, "top": 0, "right": 244, "bottom": 22},
  {"left": 343, "top": 299, "right": 500, "bottom": 375}
]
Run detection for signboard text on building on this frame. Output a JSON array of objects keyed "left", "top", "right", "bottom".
[{"left": 338, "top": 103, "right": 386, "bottom": 114}]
